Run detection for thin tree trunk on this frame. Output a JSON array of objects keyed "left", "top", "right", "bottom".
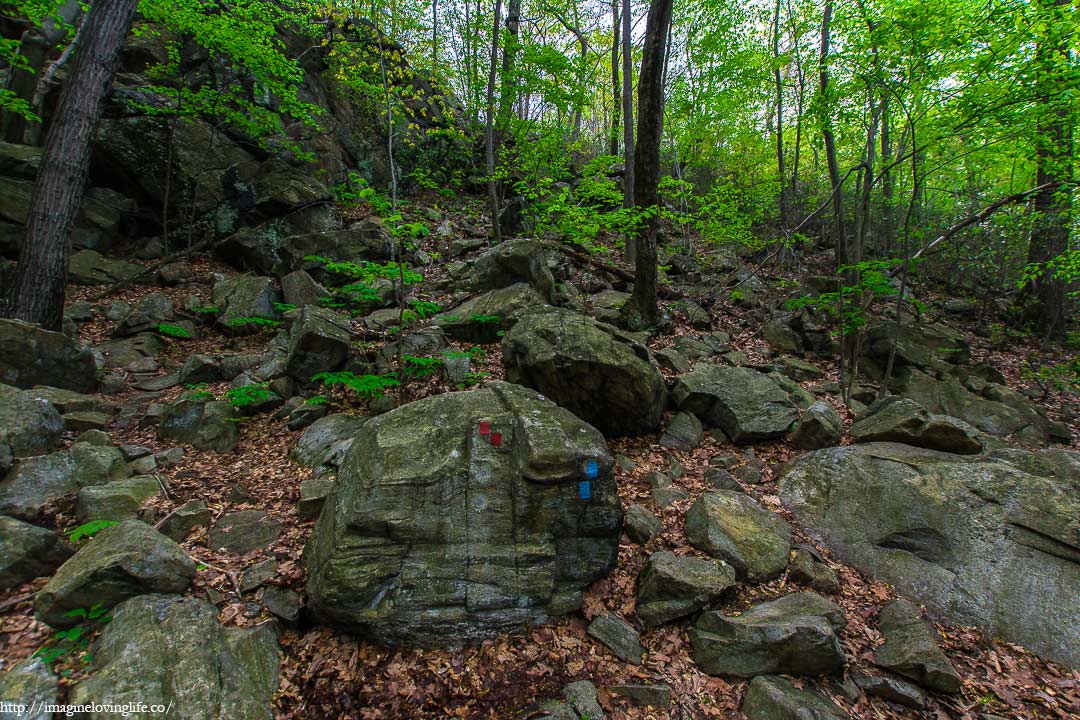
[
  {"left": 610, "top": 0, "right": 621, "bottom": 157},
  {"left": 1019, "top": 0, "right": 1073, "bottom": 339},
  {"left": 485, "top": 0, "right": 504, "bottom": 245},
  {"left": 627, "top": 0, "right": 674, "bottom": 329},
  {"left": 772, "top": 0, "right": 788, "bottom": 226},
  {"left": 622, "top": 0, "right": 636, "bottom": 263},
  {"left": 819, "top": 2, "right": 844, "bottom": 270},
  {"left": 880, "top": 97, "right": 894, "bottom": 256},
  {"left": 4, "top": 0, "right": 139, "bottom": 330}
]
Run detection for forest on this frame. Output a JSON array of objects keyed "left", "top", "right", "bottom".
[{"left": 0, "top": 0, "right": 1077, "bottom": 718}]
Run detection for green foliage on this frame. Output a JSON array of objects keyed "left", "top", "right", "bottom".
[
  {"left": 225, "top": 316, "right": 282, "bottom": 331},
  {"left": 305, "top": 256, "right": 423, "bottom": 286},
  {"left": 67, "top": 520, "right": 118, "bottom": 544},
  {"left": 305, "top": 394, "right": 328, "bottom": 406},
  {"left": 333, "top": 172, "right": 393, "bottom": 214},
  {"left": 788, "top": 259, "right": 918, "bottom": 335},
  {"left": 156, "top": 323, "right": 192, "bottom": 339},
  {"left": 409, "top": 300, "right": 443, "bottom": 319},
  {"left": 34, "top": 602, "right": 110, "bottom": 666},
  {"left": 1022, "top": 356, "right": 1080, "bottom": 394},
  {"left": 311, "top": 371, "right": 400, "bottom": 399},
  {"left": 273, "top": 302, "right": 298, "bottom": 313},
  {"left": 457, "top": 371, "right": 490, "bottom": 389},
  {"left": 192, "top": 305, "right": 220, "bottom": 317},
  {"left": 468, "top": 314, "right": 500, "bottom": 324},
  {"left": 226, "top": 383, "right": 274, "bottom": 409},
  {"left": 401, "top": 355, "right": 442, "bottom": 379}
]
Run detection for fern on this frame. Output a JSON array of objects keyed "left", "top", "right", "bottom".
[
  {"left": 157, "top": 323, "right": 192, "bottom": 339},
  {"left": 312, "top": 371, "right": 400, "bottom": 399},
  {"left": 68, "top": 520, "right": 118, "bottom": 543},
  {"left": 401, "top": 355, "right": 443, "bottom": 379},
  {"left": 226, "top": 383, "right": 274, "bottom": 409}
]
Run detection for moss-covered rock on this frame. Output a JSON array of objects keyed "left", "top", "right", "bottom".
[
  {"left": 0, "top": 319, "right": 96, "bottom": 393},
  {"left": 672, "top": 364, "right": 798, "bottom": 443},
  {"left": 305, "top": 382, "right": 621, "bottom": 647}
]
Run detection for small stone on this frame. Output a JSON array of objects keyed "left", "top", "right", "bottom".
[
  {"left": 611, "top": 684, "right": 672, "bottom": 708},
  {"left": 853, "top": 672, "right": 926, "bottom": 710},
  {"left": 157, "top": 499, "right": 212, "bottom": 541},
  {"left": 741, "top": 675, "right": 847, "bottom": 720},
  {"left": 120, "top": 445, "right": 153, "bottom": 461},
  {"left": 791, "top": 401, "right": 843, "bottom": 450},
  {"left": 75, "top": 428, "right": 112, "bottom": 446},
  {"left": 208, "top": 510, "right": 283, "bottom": 555},
  {"left": 684, "top": 491, "right": 791, "bottom": 581},
  {"left": 129, "top": 455, "right": 157, "bottom": 474},
  {"left": 587, "top": 613, "right": 644, "bottom": 664},
  {"left": 789, "top": 548, "right": 841, "bottom": 595},
  {"left": 240, "top": 558, "right": 278, "bottom": 593},
  {"left": 614, "top": 454, "right": 636, "bottom": 474},
  {"left": 298, "top": 477, "right": 335, "bottom": 521},
  {"left": 262, "top": 585, "right": 301, "bottom": 624},
  {"left": 0, "top": 516, "right": 73, "bottom": 591},
  {"left": 75, "top": 475, "right": 162, "bottom": 523},
  {"left": 874, "top": 599, "right": 962, "bottom": 693},
  {"left": 563, "top": 680, "right": 603, "bottom": 720},
  {"left": 0, "top": 657, "right": 57, "bottom": 720},
  {"left": 704, "top": 467, "right": 741, "bottom": 492},
  {"left": 155, "top": 447, "right": 184, "bottom": 467},
  {"left": 63, "top": 411, "right": 110, "bottom": 432},
  {"left": 636, "top": 551, "right": 735, "bottom": 628},
  {"left": 624, "top": 504, "right": 661, "bottom": 545},
  {"left": 659, "top": 411, "right": 705, "bottom": 451}
]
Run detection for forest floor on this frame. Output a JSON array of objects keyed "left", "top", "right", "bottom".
[{"left": 0, "top": 198, "right": 1078, "bottom": 719}]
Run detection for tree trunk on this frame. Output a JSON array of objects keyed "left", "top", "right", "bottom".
[
  {"left": 4, "top": 0, "right": 139, "bottom": 330},
  {"left": 610, "top": 0, "right": 621, "bottom": 157},
  {"left": 1, "top": 0, "right": 83, "bottom": 144},
  {"left": 1019, "top": 0, "right": 1073, "bottom": 339},
  {"left": 485, "top": 0, "right": 504, "bottom": 244},
  {"left": 621, "top": 0, "right": 636, "bottom": 264},
  {"left": 627, "top": 0, "right": 674, "bottom": 329},
  {"left": 772, "top": 0, "right": 788, "bottom": 226},
  {"left": 818, "top": 2, "right": 845, "bottom": 274}
]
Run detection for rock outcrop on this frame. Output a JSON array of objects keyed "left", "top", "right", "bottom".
[{"left": 305, "top": 382, "right": 622, "bottom": 647}]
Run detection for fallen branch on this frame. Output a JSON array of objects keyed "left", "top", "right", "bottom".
[
  {"left": 912, "top": 181, "right": 1074, "bottom": 261},
  {"left": 0, "top": 590, "right": 38, "bottom": 613}
]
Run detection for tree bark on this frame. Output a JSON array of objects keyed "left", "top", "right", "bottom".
[
  {"left": 1019, "top": 0, "right": 1073, "bottom": 339},
  {"left": 610, "top": 0, "right": 621, "bottom": 157},
  {"left": 4, "top": 0, "right": 139, "bottom": 330},
  {"left": 627, "top": 0, "right": 674, "bottom": 329},
  {"left": 818, "top": 2, "right": 846, "bottom": 275},
  {"left": 485, "top": 0, "right": 504, "bottom": 244},
  {"left": 772, "top": 0, "right": 788, "bottom": 226},
  {"left": 621, "top": 0, "right": 636, "bottom": 263}
]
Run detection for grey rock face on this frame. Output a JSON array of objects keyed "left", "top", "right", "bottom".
[
  {"left": 672, "top": 364, "right": 798, "bottom": 443},
  {"left": 0, "top": 516, "right": 73, "bottom": 591},
  {"left": 635, "top": 551, "right": 736, "bottom": 628},
  {"left": 502, "top": 306, "right": 666, "bottom": 437},
  {"left": 587, "top": 613, "right": 644, "bottom": 664},
  {"left": 0, "top": 658, "right": 58, "bottom": 720},
  {"left": 780, "top": 443, "right": 1080, "bottom": 668},
  {"left": 472, "top": 239, "right": 556, "bottom": 302},
  {"left": 290, "top": 413, "right": 367, "bottom": 470},
  {"left": 624, "top": 504, "right": 661, "bottom": 545},
  {"left": 684, "top": 491, "right": 791, "bottom": 581},
  {"left": 0, "top": 319, "right": 97, "bottom": 393},
  {"left": 741, "top": 675, "right": 848, "bottom": 720},
  {"left": 435, "top": 284, "right": 548, "bottom": 343},
  {"left": 75, "top": 475, "right": 161, "bottom": 523},
  {"left": 874, "top": 599, "right": 961, "bottom": 693},
  {"left": 158, "top": 399, "right": 240, "bottom": 452},
  {"left": 791, "top": 401, "right": 842, "bottom": 450},
  {"left": 212, "top": 275, "right": 281, "bottom": 336},
  {"left": 0, "top": 383, "right": 64, "bottom": 459},
  {"left": 285, "top": 306, "right": 352, "bottom": 384},
  {"left": 113, "top": 292, "right": 174, "bottom": 336},
  {"left": 850, "top": 396, "right": 982, "bottom": 454},
  {"left": 659, "top": 411, "right": 705, "bottom": 451},
  {"left": 0, "top": 443, "right": 129, "bottom": 521},
  {"left": 68, "top": 594, "right": 279, "bottom": 720},
  {"left": 690, "top": 592, "right": 847, "bottom": 677},
  {"left": 157, "top": 499, "right": 212, "bottom": 541},
  {"left": 35, "top": 520, "right": 195, "bottom": 627},
  {"left": 305, "top": 382, "right": 622, "bottom": 647},
  {"left": 209, "top": 510, "right": 283, "bottom": 555}
]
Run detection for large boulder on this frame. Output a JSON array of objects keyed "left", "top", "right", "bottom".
[
  {"left": 211, "top": 275, "right": 281, "bottom": 336},
  {"left": 0, "top": 319, "right": 97, "bottom": 392},
  {"left": 95, "top": 333, "right": 164, "bottom": 371},
  {"left": 635, "top": 551, "right": 736, "bottom": 628},
  {"left": 690, "top": 592, "right": 847, "bottom": 677},
  {"left": 780, "top": 443, "right": 1080, "bottom": 668},
  {"left": 0, "top": 443, "right": 129, "bottom": 521},
  {"left": 862, "top": 320, "right": 970, "bottom": 371},
  {"left": 472, "top": 239, "right": 556, "bottom": 302},
  {"left": 0, "top": 658, "right": 57, "bottom": 720},
  {"left": 67, "top": 250, "right": 143, "bottom": 286},
  {"left": 0, "top": 383, "right": 64, "bottom": 460},
  {"left": 158, "top": 399, "right": 241, "bottom": 452},
  {"left": 68, "top": 594, "right": 279, "bottom": 720},
  {"left": 35, "top": 520, "right": 195, "bottom": 627},
  {"left": 672, "top": 364, "right": 798, "bottom": 443},
  {"left": 435, "top": 284, "right": 547, "bottom": 343},
  {"left": 304, "top": 382, "right": 622, "bottom": 647},
  {"left": 684, "top": 491, "right": 792, "bottom": 581},
  {"left": 502, "top": 306, "right": 666, "bottom": 437},
  {"left": 284, "top": 306, "right": 353, "bottom": 384},
  {"left": 791, "top": 401, "right": 842, "bottom": 451},
  {"left": 850, "top": 396, "right": 982, "bottom": 454},
  {"left": 0, "top": 516, "right": 73, "bottom": 591}
]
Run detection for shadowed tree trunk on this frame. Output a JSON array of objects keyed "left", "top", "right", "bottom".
[
  {"left": 4, "top": 0, "right": 139, "bottom": 330},
  {"left": 621, "top": 0, "right": 636, "bottom": 264},
  {"left": 610, "top": 0, "right": 621, "bottom": 157},
  {"left": 485, "top": 0, "right": 504, "bottom": 244},
  {"left": 627, "top": 0, "right": 673, "bottom": 329}
]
